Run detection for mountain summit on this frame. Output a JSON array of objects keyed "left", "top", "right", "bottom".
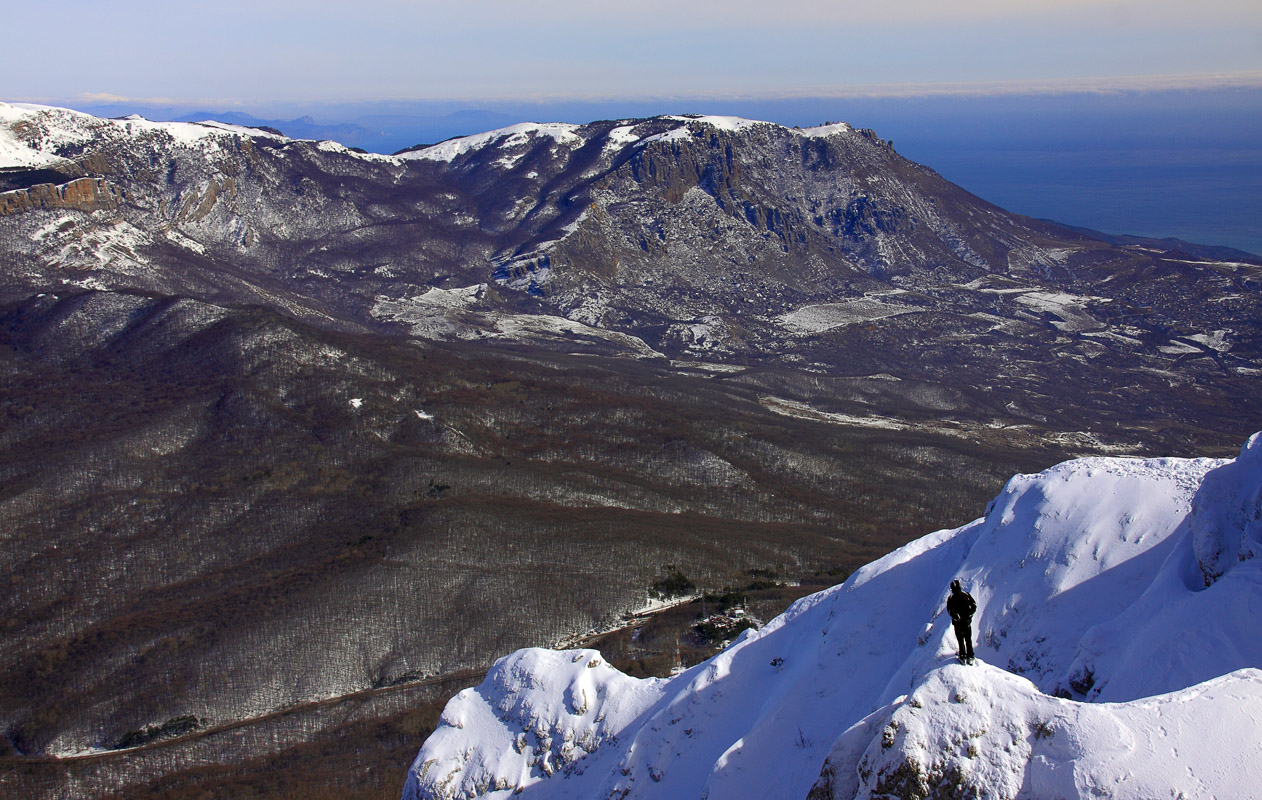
[{"left": 404, "top": 433, "right": 1262, "bottom": 800}]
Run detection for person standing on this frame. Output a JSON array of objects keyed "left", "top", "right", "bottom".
[{"left": 947, "top": 579, "right": 977, "bottom": 664}]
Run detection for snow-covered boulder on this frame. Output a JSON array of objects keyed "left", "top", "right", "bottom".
[
  {"left": 403, "top": 435, "right": 1262, "bottom": 800},
  {"left": 822, "top": 664, "right": 1262, "bottom": 800}
]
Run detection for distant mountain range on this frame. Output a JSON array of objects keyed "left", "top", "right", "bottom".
[{"left": 1, "top": 102, "right": 1259, "bottom": 797}]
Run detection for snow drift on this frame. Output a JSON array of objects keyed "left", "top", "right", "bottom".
[{"left": 403, "top": 435, "right": 1262, "bottom": 799}]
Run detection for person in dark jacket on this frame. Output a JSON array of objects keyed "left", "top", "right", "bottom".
[{"left": 947, "top": 579, "right": 976, "bottom": 664}]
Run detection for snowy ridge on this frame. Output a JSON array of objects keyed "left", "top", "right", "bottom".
[
  {"left": 399, "top": 123, "right": 586, "bottom": 163},
  {"left": 0, "top": 102, "right": 289, "bottom": 169},
  {"left": 1, "top": 103, "right": 861, "bottom": 177},
  {"left": 2, "top": 103, "right": 859, "bottom": 178},
  {"left": 403, "top": 434, "right": 1262, "bottom": 800},
  {"left": 662, "top": 115, "right": 853, "bottom": 139},
  {"left": 400, "top": 115, "right": 855, "bottom": 164}
]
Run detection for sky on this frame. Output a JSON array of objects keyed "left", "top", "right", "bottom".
[{"left": 4, "top": 0, "right": 1261, "bottom": 107}]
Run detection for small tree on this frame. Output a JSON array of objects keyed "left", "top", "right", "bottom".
[{"left": 651, "top": 565, "right": 696, "bottom": 599}]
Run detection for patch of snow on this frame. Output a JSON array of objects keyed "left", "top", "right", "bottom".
[
  {"left": 668, "top": 360, "right": 747, "bottom": 374},
  {"left": 1159, "top": 340, "right": 1204, "bottom": 355},
  {"left": 51, "top": 220, "right": 154, "bottom": 273},
  {"left": 349, "top": 398, "right": 362, "bottom": 409},
  {"left": 60, "top": 274, "right": 110, "bottom": 291},
  {"left": 415, "top": 284, "right": 486, "bottom": 309},
  {"left": 1013, "top": 291, "right": 1109, "bottom": 333},
  {"left": 760, "top": 396, "right": 909, "bottom": 430},
  {"left": 674, "top": 315, "right": 729, "bottom": 351},
  {"left": 168, "top": 118, "right": 287, "bottom": 144},
  {"left": 1164, "top": 258, "right": 1256, "bottom": 268},
  {"left": 1083, "top": 329, "right": 1143, "bottom": 347},
  {"left": 371, "top": 288, "right": 486, "bottom": 339},
  {"left": 493, "top": 314, "right": 666, "bottom": 360},
  {"left": 966, "top": 311, "right": 1027, "bottom": 334},
  {"left": 778, "top": 299, "right": 915, "bottom": 334},
  {"left": 796, "top": 122, "right": 853, "bottom": 138},
  {"left": 1185, "top": 330, "right": 1230, "bottom": 352},
  {"left": 372, "top": 293, "right": 665, "bottom": 360},
  {"left": 559, "top": 207, "right": 590, "bottom": 235},
  {"left": 32, "top": 215, "right": 77, "bottom": 242},
  {"left": 1006, "top": 245, "right": 1080, "bottom": 275},
  {"left": 311, "top": 138, "right": 397, "bottom": 162},
  {"left": 977, "top": 286, "right": 1037, "bottom": 295},
  {"left": 665, "top": 115, "right": 771, "bottom": 132},
  {"left": 605, "top": 125, "right": 642, "bottom": 148},
  {"left": 164, "top": 228, "right": 206, "bottom": 255},
  {"left": 563, "top": 291, "right": 610, "bottom": 327},
  {"left": 0, "top": 103, "right": 71, "bottom": 168},
  {"left": 642, "top": 127, "right": 693, "bottom": 145}
]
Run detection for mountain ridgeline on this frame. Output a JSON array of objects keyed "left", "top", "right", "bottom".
[{"left": 0, "top": 104, "right": 1258, "bottom": 796}]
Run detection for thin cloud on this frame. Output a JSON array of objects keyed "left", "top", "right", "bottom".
[
  {"left": 72, "top": 92, "right": 250, "bottom": 108},
  {"left": 276, "top": 0, "right": 1261, "bottom": 28},
  {"left": 774, "top": 71, "right": 1262, "bottom": 100},
  {"left": 338, "top": 71, "right": 1262, "bottom": 104}
]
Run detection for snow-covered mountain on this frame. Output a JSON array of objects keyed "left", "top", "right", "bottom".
[
  {"left": 4, "top": 101, "right": 1259, "bottom": 455},
  {"left": 403, "top": 433, "right": 1262, "bottom": 800}
]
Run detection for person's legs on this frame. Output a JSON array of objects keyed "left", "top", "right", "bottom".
[
  {"left": 962, "top": 621, "right": 974, "bottom": 659},
  {"left": 953, "top": 622, "right": 967, "bottom": 657}
]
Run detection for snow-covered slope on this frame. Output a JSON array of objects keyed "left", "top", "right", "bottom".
[{"left": 403, "top": 433, "right": 1262, "bottom": 800}]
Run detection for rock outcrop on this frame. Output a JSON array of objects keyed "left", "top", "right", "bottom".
[{"left": 0, "top": 176, "right": 120, "bottom": 215}]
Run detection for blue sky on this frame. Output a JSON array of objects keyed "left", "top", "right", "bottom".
[{"left": 6, "top": 0, "right": 1261, "bottom": 107}]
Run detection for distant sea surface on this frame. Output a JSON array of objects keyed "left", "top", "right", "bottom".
[
  {"left": 866, "top": 90, "right": 1262, "bottom": 257},
  {"left": 899, "top": 141, "right": 1262, "bottom": 257}
]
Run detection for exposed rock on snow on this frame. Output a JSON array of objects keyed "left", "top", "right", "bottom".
[{"left": 403, "top": 434, "right": 1262, "bottom": 800}]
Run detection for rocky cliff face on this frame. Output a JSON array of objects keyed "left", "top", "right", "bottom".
[
  {"left": 0, "top": 103, "right": 1258, "bottom": 793},
  {"left": 0, "top": 176, "right": 120, "bottom": 215}
]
